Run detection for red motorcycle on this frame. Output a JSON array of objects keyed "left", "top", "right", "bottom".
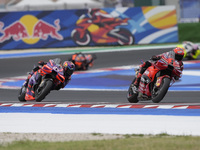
[
  {"left": 71, "top": 14, "right": 134, "bottom": 46},
  {"left": 127, "top": 57, "right": 182, "bottom": 103}
]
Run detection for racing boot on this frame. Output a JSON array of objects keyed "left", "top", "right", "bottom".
[
  {"left": 24, "top": 74, "right": 36, "bottom": 101},
  {"left": 23, "top": 73, "right": 33, "bottom": 87},
  {"left": 25, "top": 86, "right": 35, "bottom": 101},
  {"left": 133, "top": 72, "right": 142, "bottom": 88},
  {"left": 25, "top": 94, "right": 35, "bottom": 101},
  {"left": 130, "top": 72, "right": 141, "bottom": 94}
]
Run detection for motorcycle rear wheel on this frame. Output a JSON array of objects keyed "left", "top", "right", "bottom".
[
  {"left": 127, "top": 78, "right": 139, "bottom": 103},
  {"left": 151, "top": 78, "right": 170, "bottom": 103},
  {"left": 117, "top": 28, "right": 135, "bottom": 45},
  {"left": 18, "top": 86, "right": 27, "bottom": 102},
  {"left": 35, "top": 80, "right": 53, "bottom": 102}
]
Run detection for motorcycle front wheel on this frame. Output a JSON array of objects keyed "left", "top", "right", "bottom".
[
  {"left": 127, "top": 77, "right": 139, "bottom": 103},
  {"left": 35, "top": 80, "right": 53, "bottom": 102},
  {"left": 151, "top": 78, "right": 170, "bottom": 103},
  {"left": 71, "top": 29, "right": 91, "bottom": 46}
]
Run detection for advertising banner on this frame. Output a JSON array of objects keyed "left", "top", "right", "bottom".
[{"left": 0, "top": 6, "right": 178, "bottom": 50}]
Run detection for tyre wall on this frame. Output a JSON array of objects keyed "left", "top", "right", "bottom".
[{"left": 0, "top": 6, "right": 178, "bottom": 50}]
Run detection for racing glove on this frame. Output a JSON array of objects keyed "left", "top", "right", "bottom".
[
  {"left": 38, "top": 61, "right": 45, "bottom": 66},
  {"left": 151, "top": 55, "right": 161, "bottom": 61},
  {"left": 174, "top": 76, "right": 180, "bottom": 80}
]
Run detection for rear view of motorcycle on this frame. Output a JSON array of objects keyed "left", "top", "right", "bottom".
[
  {"left": 18, "top": 58, "right": 65, "bottom": 102},
  {"left": 127, "top": 57, "right": 182, "bottom": 103},
  {"left": 69, "top": 52, "right": 97, "bottom": 71}
]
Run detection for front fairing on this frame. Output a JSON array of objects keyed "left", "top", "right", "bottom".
[
  {"left": 138, "top": 58, "right": 177, "bottom": 98},
  {"left": 55, "top": 72, "right": 65, "bottom": 83},
  {"left": 40, "top": 60, "right": 65, "bottom": 83},
  {"left": 138, "top": 66, "right": 159, "bottom": 97},
  {"left": 155, "top": 75, "right": 171, "bottom": 88},
  {"left": 143, "top": 65, "right": 159, "bottom": 82}
]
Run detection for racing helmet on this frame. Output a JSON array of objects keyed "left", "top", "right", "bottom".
[
  {"left": 192, "top": 44, "right": 199, "bottom": 50},
  {"left": 173, "top": 47, "right": 184, "bottom": 61},
  {"left": 88, "top": 8, "right": 100, "bottom": 17},
  {"left": 63, "top": 61, "right": 75, "bottom": 77}
]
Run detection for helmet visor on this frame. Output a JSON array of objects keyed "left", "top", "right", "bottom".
[{"left": 175, "top": 54, "right": 183, "bottom": 61}]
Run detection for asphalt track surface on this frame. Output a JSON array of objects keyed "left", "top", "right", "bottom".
[{"left": 0, "top": 47, "right": 199, "bottom": 103}]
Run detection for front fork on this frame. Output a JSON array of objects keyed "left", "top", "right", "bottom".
[
  {"left": 152, "top": 76, "right": 171, "bottom": 96},
  {"left": 38, "top": 78, "right": 52, "bottom": 90},
  {"left": 155, "top": 75, "right": 171, "bottom": 88}
]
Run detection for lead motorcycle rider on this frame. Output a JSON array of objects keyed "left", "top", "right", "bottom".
[
  {"left": 133, "top": 47, "right": 184, "bottom": 93},
  {"left": 24, "top": 58, "right": 75, "bottom": 101}
]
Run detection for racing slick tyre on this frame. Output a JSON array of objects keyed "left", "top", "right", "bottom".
[
  {"left": 35, "top": 80, "right": 53, "bottom": 102},
  {"left": 116, "top": 28, "right": 135, "bottom": 45},
  {"left": 151, "top": 78, "right": 170, "bottom": 103},
  {"left": 71, "top": 29, "right": 91, "bottom": 46},
  {"left": 18, "top": 85, "right": 27, "bottom": 102},
  {"left": 127, "top": 78, "right": 139, "bottom": 103}
]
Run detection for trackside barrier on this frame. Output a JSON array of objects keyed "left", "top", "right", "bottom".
[{"left": 0, "top": 6, "right": 178, "bottom": 50}]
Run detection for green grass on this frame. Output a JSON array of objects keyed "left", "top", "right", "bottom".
[
  {"left": 178, "top": 22, "right": 200, "bottom": 43},
  {"left": 1, "top": 135, "right": 200, "bottom": 150}
]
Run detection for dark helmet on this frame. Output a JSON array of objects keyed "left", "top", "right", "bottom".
[
  {"left": 88, "top": 8, "right": 100, "bottom": 17},
  {"left": 173, "top": 47, "right": 184, "bottom": 61},
  {"left": 63, "top": 61, "right": 75, "bottom": 77}
]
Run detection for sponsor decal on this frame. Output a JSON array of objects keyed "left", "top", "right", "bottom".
[{"left": 0, "top": 15, "right": 63, "bottom": 44}]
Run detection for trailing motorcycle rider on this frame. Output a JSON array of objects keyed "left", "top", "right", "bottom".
[
  {"left": 177, "top": 41, "right": 200, "bottom": 60},
  {"left": 69, "top": 52, "right": 96, "bottom": 70},
  {"left": 133, "top": 47, "right": 184, "bottom": 92},
  {"left": 25, "top": 58, "right": 75, "bottom": 100}
]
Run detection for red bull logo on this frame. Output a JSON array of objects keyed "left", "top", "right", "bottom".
[
  {"left": 0, "top": 15, "right": 63, "bottom": 44},
  {"left": 0, "top": 21, "right": 28, "bottom": 42}
]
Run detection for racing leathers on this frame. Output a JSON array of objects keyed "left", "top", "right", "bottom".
[
  {"left": 69, "top": 52, "right": 94, "bottom": 70},
  {"left": 133, "top": 51, "right": 184, "bottom": 88},
  {"left": 178, "top": 41, "right": 200, "bottom": 60},
  {"left": 24, "top": 60, "right": 72, "bottom": 101}
]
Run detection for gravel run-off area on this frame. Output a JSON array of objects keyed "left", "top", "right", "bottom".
[{"left": 0, "top": 133, "right": 124, "bottom": 145}]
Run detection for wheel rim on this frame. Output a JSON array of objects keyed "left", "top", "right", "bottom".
[
  {"left": 127, "top": 89, "right": 133, "bottom": 98},
  {"left": 117, "top": 30, "right": 134, "bottom": 45},
  {"left": 73, "top": 30, "right": 91, "bottom": 45}
]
